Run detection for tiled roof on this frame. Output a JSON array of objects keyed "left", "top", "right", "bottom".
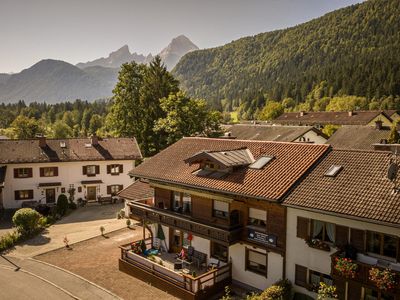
[
  {"left": 118, "top": 180, "right": 154, "bottom": 201},
  {"left": 327, "top": 126, "right": 391, "bottom": 150},
  {"left": 274, "top": 111, "right": 390, "bottom": 126},
  {"left": 222, "top": 124, "right": 326, "bottom": 142},
  {"left": 185, "top": 148, "right": 254, "bottom": 168},
  {"left": 284, "top": 149, "right": 400, "bottom": 226},
  {"left": 129, "top": 137, "right": 329, "bottom": 201},
  {"left": 0, "top": 137, "right": 142, "bottom": 164}
]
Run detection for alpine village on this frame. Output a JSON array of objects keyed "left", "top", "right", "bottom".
[{"left": 0, "top": 1, "right": 400, "bottom": 300}]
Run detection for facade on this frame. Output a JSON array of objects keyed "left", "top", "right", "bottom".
[
  {"left": 284, "top": 149, "right": 400, "bottom": 300},
  {"left": 221, "top": 124, "right": 328, "bottom": 144},
  {"left": 119, "top": 137, "right": 330, "bottom": 298},
  {"left": 0, "top": 136, "right": 142, "bottom": 209},
  {"left": 273, "top": 111, "right": 394, "bottom": 127}
]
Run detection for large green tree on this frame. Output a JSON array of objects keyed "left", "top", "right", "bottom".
[{"left": 10, "top": 115, "right": 42, "bottom": 139}]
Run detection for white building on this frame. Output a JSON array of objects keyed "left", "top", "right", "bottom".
[{"left": 0, "top": 136, "right": 142, "bottom": 209}]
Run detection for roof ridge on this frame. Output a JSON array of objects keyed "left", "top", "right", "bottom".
[
  {"left": 331, "top": 148, "right": 392, "bottom": 154},
  {"left": 0, "top": 137, "right": 137, "bottom": 142}
]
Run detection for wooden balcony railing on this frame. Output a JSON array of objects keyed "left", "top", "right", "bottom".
[
  {"left": 331, "top": 251, "right": 400, "bottom": 293},
  {"left": 119, "top": 240, "right": 231, "bottom": 299},
  {"left": 128, "top": 202, "right": 242, "bottom": 245}
]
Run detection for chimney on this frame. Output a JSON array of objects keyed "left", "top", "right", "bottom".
[
  {"left": 37, "top": 135, "right": 46, "bottom": 148},
  {"left": 348, "top": 111, "right": 353, "bottom": 117},
  {"left": 375, "top": 120, "right": 383, "bottom": 130},
  {"left": 91, "top": 134, "right": 98, "bottom": 146},
  {"left": 299, "top": 111, "right": 305, "bottom": 117}
]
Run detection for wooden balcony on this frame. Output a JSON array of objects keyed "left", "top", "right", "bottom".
[
  {"left": 128, "top": 202, "right": 242, "bottom": 245},
  {"left": 331, "top": 251, "right": 400, "bottom": 293},
  {"left": 119, "top": 239, "right": 232, "bottom": 300}
]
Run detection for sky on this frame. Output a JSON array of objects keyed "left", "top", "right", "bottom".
[{"left": 0, "top": 0, "right": 363, "bottom": 73}]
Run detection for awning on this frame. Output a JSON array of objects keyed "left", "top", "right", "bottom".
[
  {"left": 81, "top": 180, "right": 103, "bottom": 185},
  {"left": 38, "top": 182, "right": 62, "bottom": 187}
]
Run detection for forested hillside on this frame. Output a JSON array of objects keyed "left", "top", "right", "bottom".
[{"left": 174, "top": 0, "right": 400, "bottom": 112}]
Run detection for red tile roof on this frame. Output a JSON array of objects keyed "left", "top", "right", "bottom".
[
  {"left": 129, "top": 137, "right": 330, "bottom": 201},
  {"left": 274, "top": 111, "right": 391, "bottom": 126},
  {"left": 0, "top": 137, "right": 142, "bottom": 164},
  {"left": 118, "top": 180, "right": 154, "bottom": 201},
  {"left": 284, "top": 149, "right": 400, "bottom": 226}
]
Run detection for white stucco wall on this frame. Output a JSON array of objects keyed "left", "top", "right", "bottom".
[
  {"left": 230, "top": 243, "right": 283, "bottom": 290},
  {"left": 286, "top": 207, "right": 400, "bottom": 297},
  {"left": 294, "top": 130, "right": 327, "bottom": 144},
  {"left": 1, "top": 160, "right": 135, "bottom": 209}
]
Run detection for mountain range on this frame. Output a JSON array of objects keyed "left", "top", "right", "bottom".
[
  {"left": 173, "top": 0, "right": 400, "bottom": 110},
  {"left": 0, "top": 35, "right": 198, "bottom": 103}
]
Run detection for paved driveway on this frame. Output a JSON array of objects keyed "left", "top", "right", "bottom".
[{"left": 8, "top": 203, "right": 128, "bottom": 258}]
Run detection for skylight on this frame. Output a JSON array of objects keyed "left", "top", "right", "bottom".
[
  {"left": 249, "top": 156, "right": 274, "bottom": 169},
  {"left": 325, "top": 165, "right": 343, "bottom": 177}
]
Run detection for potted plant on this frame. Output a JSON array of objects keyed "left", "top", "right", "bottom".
[
  {"left": 306, "top": 238, "right": 331, "bottom": 251},
  {"left": 369, "top": 268, "right": 397, "bottom": 291},
  {"left": 317, "top": 282, "right": 338, "bottom": 300},
  {"left": 334, "top": 257, "right": 358, "bottom": 278}
]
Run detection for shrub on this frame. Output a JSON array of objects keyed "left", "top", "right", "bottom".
[
  {"left": 126, "top": 219, "right": 131, "bottom": 227},
  {"left": 68, "top": 202, "right": 77, "bottom": 210},
  {"left": 56, "top": 194, "right": 69, "bottom": 216},
  {"left": 247, "top": 279, "right": 292, "bottom": 300},
  {"left": 0, "top": 230, "right": 21, "bottom": 252},
  {"left": 119, "top": 209, "right": 125, "bottom": 218},
  {"left": 116, "top": 212, "right": 121, "bottom": 219},
  {"left": 12, "top": 208, "right": 42, "bottom": 235},
  {"left": 100, "top": 226, "right": 105, "bottom": 235}
]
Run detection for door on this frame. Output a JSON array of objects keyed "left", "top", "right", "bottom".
[
  {"left": 87, "top": 186, "right": 97, "bottom": 201},
  {"left": 0, "top": 188, "right": 3, "bottom": 208},
  {"left": 45, "top": 188, "right": 56, "bottom": 204},
  {"left": 170, "top": 229, "right": 183, "bottom": 253}
]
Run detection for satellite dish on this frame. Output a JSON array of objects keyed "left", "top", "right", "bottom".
[{"left": 387, "top": 163, "right": 398, "bottom": 181}]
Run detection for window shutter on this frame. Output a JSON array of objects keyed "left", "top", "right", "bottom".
[
  {"left": 107, "top": 186, "right": 111, "bottom": 195},
  {"left": 295, "top": 264, "right": 308, "bottom": 287},
  {"left": 119, "top": 164, "right": 123, "bottom": 174},
  {"left": 83, "top": 166, "right": 87, "bottom": 175},
  {"left": 296, "top": 217, "right": 309, "bottom": 239},
  {"left": 350, "top": 228, "right": 365, "bottom": 252},
  {"left": 27, "top": 168, "right": 33, "bottom": 178},
  {"left": 14, "top": 169, "right": 18, "bottom": 178},
  {"left": 40, "top": 168, "right": 44, "bottom": 177},
  {"left": 28, "top": 190, "right": 33, "bottom": 199},
  {"left": 54, "top": 167, "right": 58, "bottom": 176},
  {"left": 118, "top": 185, "right": 123, "bottom": 191},
  {"left": 335, "top": 225, "right": 349, "bottom": 248},
  {"left": 107, "top": 165, "right": 111, "bottom": 174},
  {"left": 95, "top": 165, "right": 100, "bottom": 174},
  {"left": 15, "top": 191, "right": 20, "bottom": 200}
]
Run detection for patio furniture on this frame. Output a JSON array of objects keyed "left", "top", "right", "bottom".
[{"left": 192, "top": 250, "right": 207, "bottom": 270}]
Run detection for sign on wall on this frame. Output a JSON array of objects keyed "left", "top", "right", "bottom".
[{"left": 247, "top": 228, "right": 277, "bottom": 246}]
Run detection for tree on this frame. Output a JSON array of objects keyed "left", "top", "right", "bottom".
[
  {"left": 81, "top": 108, "right": 93, "bottom": 136},
  {"left": 322, "top": 125, "right": 340, "bottom": 137},
  {"left": 88, "top": 114, "right": 103, "bottom": 135},
  {"left": 388, "top": 123, "right": 400, "bottom": 144},
  {"left": 62, "top": 111, "right": 75, "bottom": 128},
  {"left": 52, "top": 120, "right": 73, "bottom": 138},
  {"left": 10, "top": 115, "right": 42, "bottom": 139},
  {"left": 257, "top": 101, "right": 284, "bottom": 121},
  {"left": 12, "top": 208, "right": 42, "bottom": 235},
  {"left": 155, "top": 91, "right": 222, "bottom": 145}
]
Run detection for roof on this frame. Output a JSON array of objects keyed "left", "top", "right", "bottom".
[
  {"left": 185, "top": 148, "right": 254, "bottom": 168},
  {"left": 0, "top": 166, "right": 6, "bottom": 188},
  {"left": 118, "top": 180, "right": 154, "bottom": 201},
  {"left": 327, "top": 126, "right": 391, "bottom": 150},
  {"left": 0, "top": 137, "right": 142, "bottom": 164},
  {"left": 274, "top": 111, "right": 391, "bottom": 126},
  {"left": 129, "top": 137, "right": 330, "bottom": 201},
  {"left": 222, "top": 124, "right": 327, "bottom": 142},
  {"left": 384, "top": 110, "right": 398, "bottom": 117},
  {"left": 284, "top": 149, "right": 400, "bottom": 227}
]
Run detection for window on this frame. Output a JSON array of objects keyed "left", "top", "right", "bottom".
[
  {"left": 311, "top": 220, "right": 335, "bottom": 243},
  {"left": 40, "top": 167, "right": 58, "bottom": 177},
  {"left": 211, "top": 242, "right": 228, "bottom": 262},
  {"left": 108, "top": 164, "right": 122, "bottom": 175},
  {"left": 77, "top": 186, "right": 82, "bottom": 193},
  {"left": 182, "top": 193, "right": 191, "bottom": 215},
  {"left": 246, "top": 249, "right": 267, "bottom": 276},
  {"left": 107, "top": 185, "right": 123, "bottom": 195},
  {"left": 14, "top": 168, "right": 32, "bottom": 178},
  {"left": 309, "top": 270, "right": 333, "bottom": 290},
  {"left": 173, "top": 191, "right": 181, "bottom": 212},
  {"left": 15, "top": 190, "right": 33, "bottom": 200},
  {"left": 205, "top": 162, "right": 219, "bottom": 170},
  {"left": 183, "top": 232, "right": 191, "bottom": 248},
  {"left": 367, "top": 231, "right": 398, "bottom": 259},
  {"left": 364, "top": 288, "right": 395, "bottom": 300},
  {"left": 325, "top": 165, "right": 343, "bottom": 177},
  {"left": 249, "top": 156, "right": 274, "bottom": 169},
  {"left": 213, "top": 200, "right": 229, "bottom": 219},
  {"left": 248, "top": 208, "right": 267, "bottom": 228},
  {"left": 87, "top": 165, "right": 96, "bottom": 175}
]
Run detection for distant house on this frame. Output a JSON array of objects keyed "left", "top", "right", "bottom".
[
  {"left": 385, "top": 110, "right": 400, "bottom": 123},
  {"left": 273, "top": 111, "right": 394, "bottom": 127},
  {"left": 221, "top": 124, "right": 328, "bottom": 144},
  {"left": 0, "top": 136, "right": 142, "bottom": 209},
  {"left": 284, "top": 148, "right": 400, "bottom": 299},
  {"left": 327, "top": 124, "right": 393, "bottom": 150},
  {"left": 0, "top": 135, "right": 9, "bottom": 140}
]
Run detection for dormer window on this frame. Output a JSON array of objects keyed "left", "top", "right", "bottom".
[
  {"left": 249, "top": 156, "right": 274, "bottom": 170},
  {"left": 204, "top": 162, "right": 219, "bottom": 170},
  {"left": 325, "top": 165, "right": 343, "bottom": 177}
]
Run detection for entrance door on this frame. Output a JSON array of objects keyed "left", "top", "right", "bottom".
[
  {"left": 170, "top": 229, "right": 183, "bottom": 253},
  {"left": 45, "top": 188, "right": 56, "bottom": 204},
  {"left": 87, "top": 186, "right": 97, "bottom": 201}
]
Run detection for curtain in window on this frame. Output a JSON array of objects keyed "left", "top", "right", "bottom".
[
  {"left": 312, "top": 220, "right": 323, "bottom": 238},
  {"left": 326, "top": 223, "right": 335, "bottom": 243}
]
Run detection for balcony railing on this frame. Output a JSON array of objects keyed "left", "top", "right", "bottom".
[
  {"left": 119, "top": 240, "right": 231, "bottom": 300},
  {"left": 331, "top": 251, "right": 400, "bottom": 292},
  {"left": 128, "top": 202, "right": 242, "bottom": 245}
]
